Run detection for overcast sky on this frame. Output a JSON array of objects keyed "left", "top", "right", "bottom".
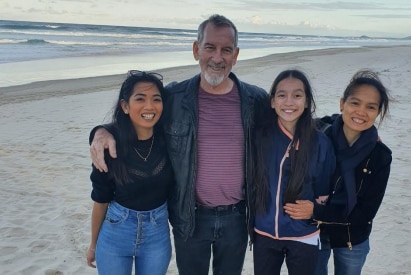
[{"left": 1, "top": 0, "right": 410, "bottom": 38}]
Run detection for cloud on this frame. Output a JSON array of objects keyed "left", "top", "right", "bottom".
[
  {"left": 356, "top": 13, "right": 411, "bottom": 19},
  {"left": 236, "top": 0, "right": 411, "bottom": 11},
  {"left": 299, "top": 20, "right": 337, "bottom": 30},
  {"left": 250, "top": 16, "right": 265, "bottom": 25},
  {"left": 1, "top": 0, "right": 409, "bottom": 37}
]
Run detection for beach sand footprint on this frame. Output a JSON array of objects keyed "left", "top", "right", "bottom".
[{"left": 44, "top": 269, "right": 63, "bottom": 275}]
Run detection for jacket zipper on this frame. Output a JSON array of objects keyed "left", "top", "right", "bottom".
[
  {"left": 316, "top": 158, "right": 372, "bottom": 250},
  {"left": 332, "top": 176, "right": 342, "bottom": 196},
  {"left": 274, "top": 143, "right": 292, "bottom": 238}
]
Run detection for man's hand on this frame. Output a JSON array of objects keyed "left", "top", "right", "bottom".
[
  {"left": 283, "top": 200, "right": 314, "bottom": 220},
  {"left": 90, "top": 128, "right": 116, "bottom": 172}
]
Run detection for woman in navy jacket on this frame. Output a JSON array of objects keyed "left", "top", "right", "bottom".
[{"left": 285, "top": 69, "right": 392, "bottom": 275}]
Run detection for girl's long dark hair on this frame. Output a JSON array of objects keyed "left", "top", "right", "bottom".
[
  {"left": 253, "top": 69, "right": 317, "bottom": 214},
  {"left": 108, "top": 72, "right": 165, "bottom": 185}
]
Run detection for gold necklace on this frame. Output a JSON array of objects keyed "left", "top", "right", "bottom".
[{"left": 133, "top": 136, "right": 154, "bottom": 162}]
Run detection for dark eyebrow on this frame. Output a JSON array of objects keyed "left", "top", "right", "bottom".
[
  {"left": 349, "top": 96, "right": 379, "bottom": 106},
  {"left": 133, "top": 93, "right": 162, "bottom": 98},
  {"left": 294, "top": 89, "right": 305, "bottom": 93},
  {"left": 275, "top": 88, "right": 304, "bottom": 93}
]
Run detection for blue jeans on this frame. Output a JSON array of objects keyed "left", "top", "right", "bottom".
[
  {"left": 253, "top": 234, "right": 319, "bottom": 275},
  {"left": 173, "top": 201, "right": 248, "bottom": 275},
  {"left": 316, "top": 238, "right": 370, "bottom": 275},
  {"left": 95, "top": 201, "right": 171, "bottom": 275}
]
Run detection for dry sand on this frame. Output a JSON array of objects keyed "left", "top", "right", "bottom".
[{"left": 1, "top": 45, "right": 411, "bottom": 274}]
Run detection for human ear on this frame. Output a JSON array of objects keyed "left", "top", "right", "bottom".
[
  {"left": 339, "top": 98, "right": 344, "bottom": 112},
  {"left": 193, "top": 41, "right": 199, "bottom": 61},
  {"left": 232, "top": 47, "right": 240, "bottom": 66},
  {"left": 270, "top": 97, "right": 276, "bottom": 109},
  {"left": 120, "top": 100, "right": 129, "bottom": 114}
]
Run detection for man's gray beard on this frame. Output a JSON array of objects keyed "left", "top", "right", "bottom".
[{"left": 204, "top": 72, "right": 225, "bottom": 87}]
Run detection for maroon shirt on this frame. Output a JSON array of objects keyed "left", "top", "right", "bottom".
[{"left": 195, "top": 85, "right": 245, "bottom": 207}]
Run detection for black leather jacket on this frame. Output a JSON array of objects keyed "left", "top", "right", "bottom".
[
  {"left": 163, "top": 72, "right": 268, "bottom": 239},
  {"left": 313, "top": 116, "right": 392, "bottom": 248}
]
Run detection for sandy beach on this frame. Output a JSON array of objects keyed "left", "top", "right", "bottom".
[{"left": 1, "top": 45, "right": 411, "bottom": 275}]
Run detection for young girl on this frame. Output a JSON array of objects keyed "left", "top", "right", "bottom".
[
  {"left": 251, "top": 69, "right": 336, "bottom": 275},
  {"left": 285, "top": 69, "right": 392, "bottom": 275},
  {"left": 86, "top": 71, "right": 175, "bottom": 275}
]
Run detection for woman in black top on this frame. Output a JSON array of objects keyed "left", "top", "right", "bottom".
[
  {"left": 284, "top": 69, "right": 392, "bottom": 275},
  {"left": 86, "top": 71, "right": 175, "bottom": 275}
]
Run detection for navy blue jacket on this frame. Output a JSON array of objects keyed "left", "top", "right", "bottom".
[{"left": 254, "top": 120, "right": 336, "bottom": 240}]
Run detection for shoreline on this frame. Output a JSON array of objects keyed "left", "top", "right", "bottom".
[{"left": 1, "top": 44, "right": 410, "bottom": 106}]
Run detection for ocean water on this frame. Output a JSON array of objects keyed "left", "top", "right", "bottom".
[{"left": 1, "top": 19, "right": 410, "bottom": 87}]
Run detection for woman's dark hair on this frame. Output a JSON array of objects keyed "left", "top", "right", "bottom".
[
  {"left": 253, "top": 69, "right": 317, "bottom": 214},
  {"left": 342, "top": 69, "right": 390, "bottom": 125},
  {"left": 109, "top": 71, "right": 165, "bottom": 185}
]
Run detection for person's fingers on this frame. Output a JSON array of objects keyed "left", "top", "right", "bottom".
[
  {"left": 107, "top": 138, "right": 117, "bottom": 159},
  {"left": 88, "top": 262, "right": 96, "bottom": 268},
  {"left": 283, "top": 204, "right": 297, "bottom": 212},
  {"left": 89, "top": 129, "right": 116, "bottom": 172},
  {"left": 90, "top": 146, "right": 102, "bottom": 172},
  {"left": 86, "top": 248, "right": 97, "bottom": 268},
  {"left": 95, "top": 144, "right": 108, "bottom": 172},
  {"left": 90, "top": 145, "right": 106, "bottom": 172},
  {"left": 284, "top": 203, "right": 312, "bottom": 220},
  {"left": 295, "top": 200, "right": 311, "bottom": 205}
]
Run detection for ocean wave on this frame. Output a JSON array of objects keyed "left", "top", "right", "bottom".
[
  {"left": 0, "top": 28, "right": 195, "bottom": 41},
  {"left": 0, "top": 38, "right": 190, "bottom": 48},
  {"left": 10, "top": 39, "right": 111, "bottom": 46},
  {"left": 22, "top": 39, "right": 50, "bottom": 44},
  {"left": 0, "top": 22, "right": 62, "bottom": 30},
  {"left": 1, "top": 19, "right": 409, "bottom": 64},
  {"left": 0, "top": 39, "right": 21, "bottom": 44}
]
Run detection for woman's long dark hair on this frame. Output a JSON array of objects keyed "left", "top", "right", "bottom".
[
  {"left": 253, "top": 69, "right": 317, "bottom": 214},
  {"left": 108, "top": 71, "right": 165, "bottom": 185}
]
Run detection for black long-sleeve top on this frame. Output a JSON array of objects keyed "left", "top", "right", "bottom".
[{"left": 90, "top": 134, "right": 175, "bottom": 211}]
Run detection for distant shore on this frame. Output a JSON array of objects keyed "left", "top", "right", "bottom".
[{"left": 1, "top": 45, "right": 409, "bottom": 105}]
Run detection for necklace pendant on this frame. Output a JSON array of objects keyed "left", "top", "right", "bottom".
[{"left": 133, "top": 135, "right": 154, "bottom": 162}]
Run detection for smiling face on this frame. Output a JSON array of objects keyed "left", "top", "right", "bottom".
[
  {"left": 193, "top": 23, "right": 239, "bottom": 91},
  {"left": 340, "top": 84, "right": 381, "bottom": 142},
  {"left": 271, "top": 77, "right": 307, "bottom": 134},
  {"left": 121, "top": 81, "right": 163, "bottom": 140}
]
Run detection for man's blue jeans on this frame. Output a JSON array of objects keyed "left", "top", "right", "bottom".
[
  {"left": 95, "top": 201, "right": 171, "bottom": 275},
  {"left": 173, "top": 201, "right": 248, "bottom": 275},
  {"left": 316, "top": 238, "right": 370, "bottom": 275}
]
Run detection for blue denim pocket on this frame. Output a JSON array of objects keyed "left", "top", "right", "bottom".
[
  {"left": 151, "top": 203, "right": 169, "bottom": 226},
  {"left": 105, "top": 202, "right": 129, "bottom": 224}
]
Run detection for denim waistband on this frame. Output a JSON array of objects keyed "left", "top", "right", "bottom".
[
  {"left": 109, "top": 201, "right": 168, "bottom": 220},
  {"left": 195, "top": 200, "right": 245, "bottom": 212}
]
